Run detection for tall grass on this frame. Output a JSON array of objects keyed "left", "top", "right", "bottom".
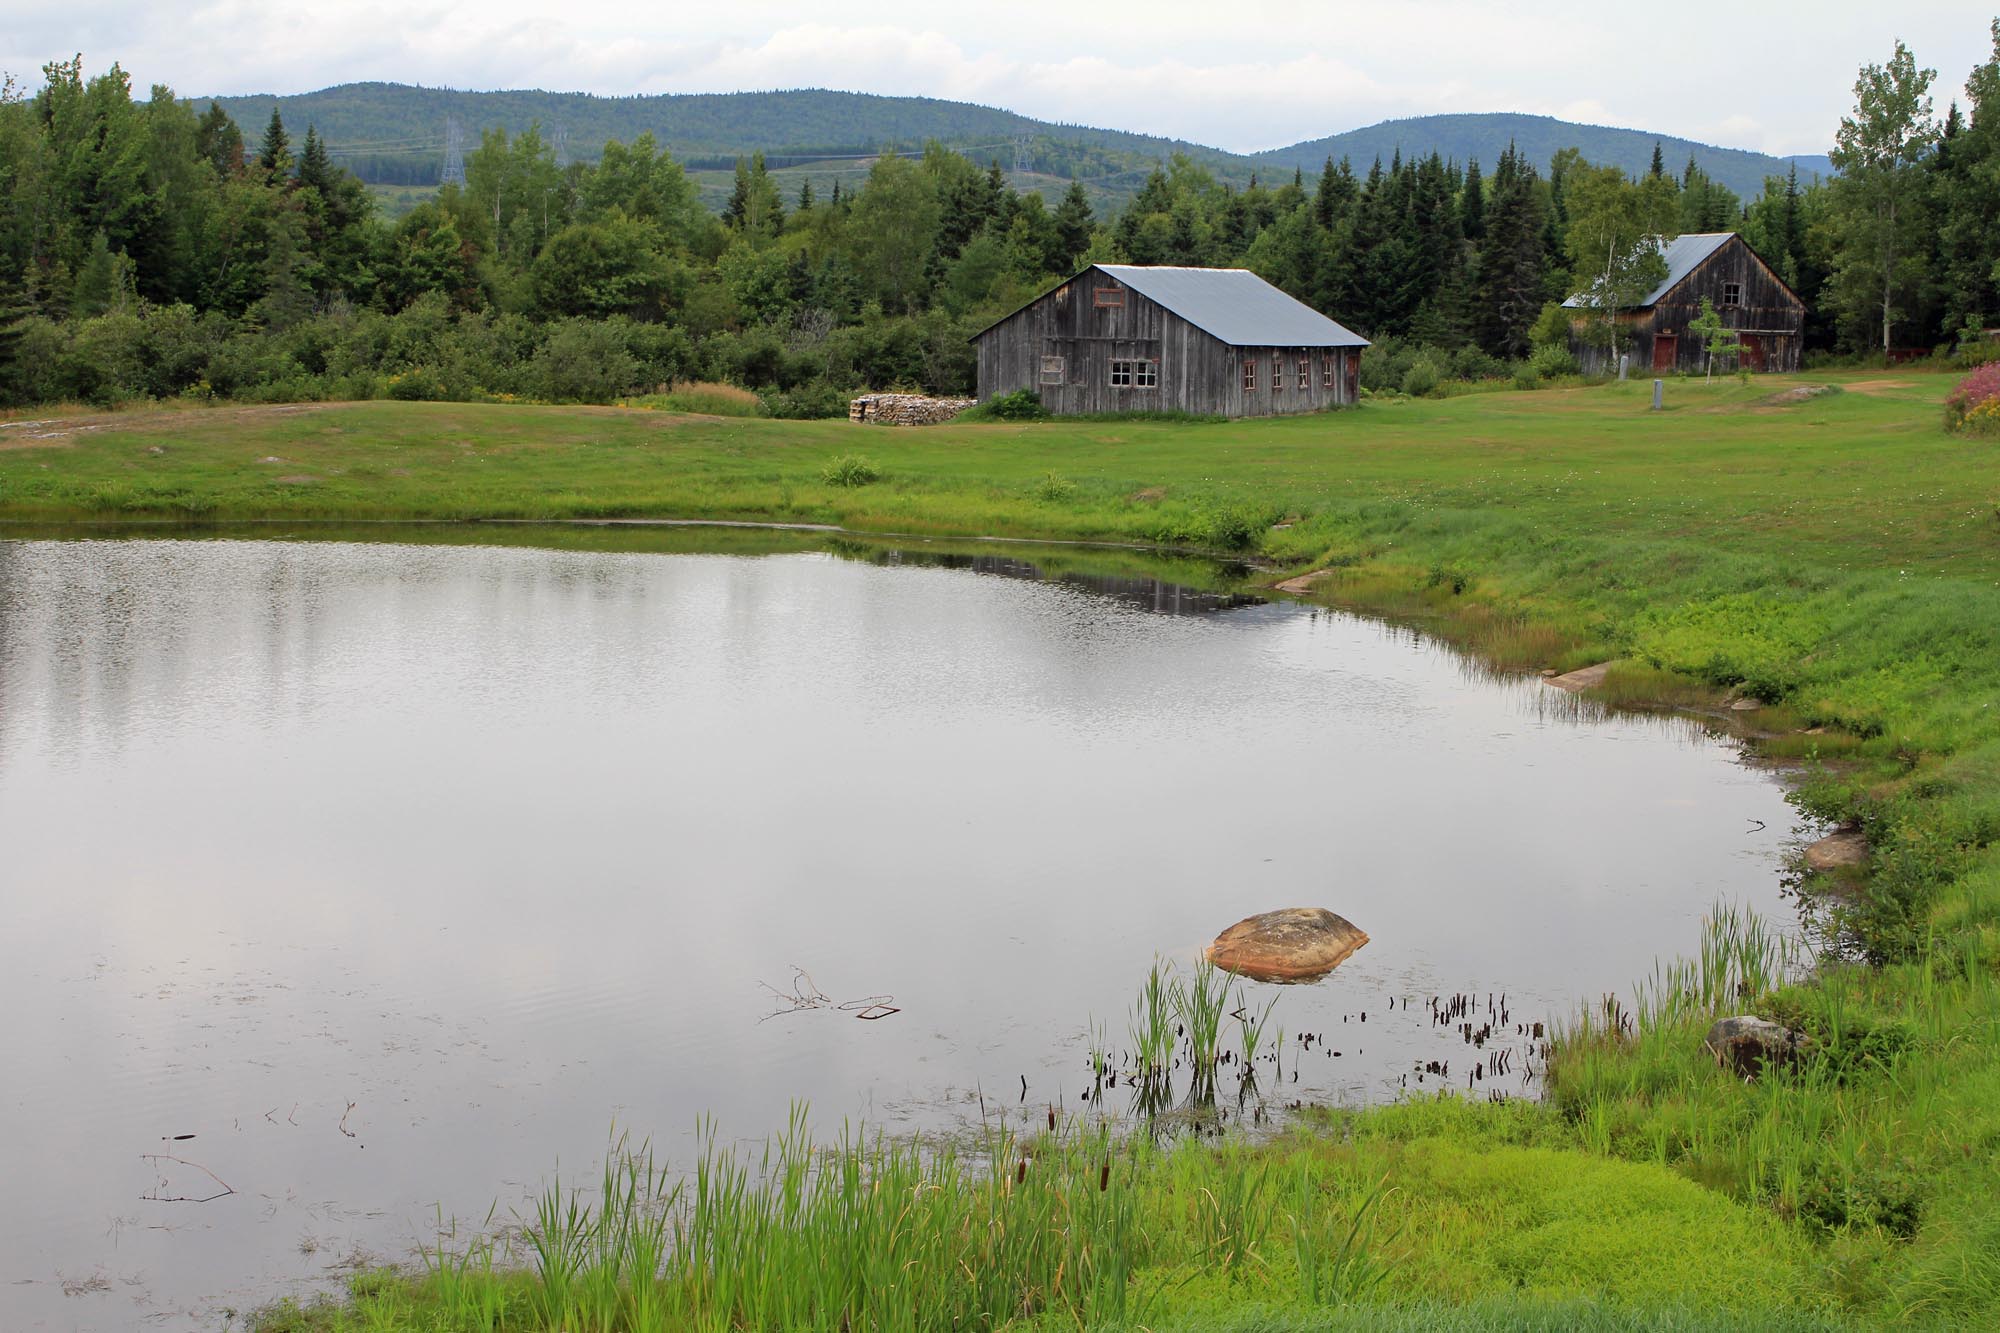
[{"left": 328, "top": 1105, "right": 1395, "bottom": 1333}]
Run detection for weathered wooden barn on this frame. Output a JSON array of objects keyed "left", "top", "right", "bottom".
[
  {"left": 972, "top": 265, "right": 1369, "bottom": 417},
  {"left": 1563, "top": 232, "right": 1806, "bottom": 374}
]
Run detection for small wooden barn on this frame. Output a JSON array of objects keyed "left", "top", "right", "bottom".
[
  {"left": 1564, "top": 232, "right": 1806, "bottom": 374},
  {"left": 972, "top": 265, "right": 1369, "bottom": 417}
]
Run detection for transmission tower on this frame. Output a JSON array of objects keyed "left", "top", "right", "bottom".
[
  {"left": 441, "top": 114, "right": 466, "bottom": 188},
  {"left": 554, "top": 124, "right": 569, "bottom": 169},
  {"left": 1012, "top": 135, "right": 1031, "bottom": 174}
]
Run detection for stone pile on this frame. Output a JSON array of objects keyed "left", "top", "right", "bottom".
[{"left": 849, "top": 393, "right": 974, "bottom": 425}]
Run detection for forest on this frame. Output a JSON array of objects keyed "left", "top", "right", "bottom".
[{"left": 1, "top": 20, "right": 1997, "bottom": 414}]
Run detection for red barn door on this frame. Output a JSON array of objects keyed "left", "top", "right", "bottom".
[{"left": 1652, "top": 334, "right": 1678, "bottom": 371}]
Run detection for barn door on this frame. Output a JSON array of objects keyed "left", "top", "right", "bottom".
[
  {"left": 1344, "top": 351, "right": 1358, "bottom": 402},
  {"left": 1739, "top": 334, "right": 1766, "bottom": 371},
  {"left": 1652, "top": 334, "right": 1678, "bottom": 371}
]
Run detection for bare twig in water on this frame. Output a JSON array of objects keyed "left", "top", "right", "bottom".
[
  {"left": 759, "top": 965, "right": 899, "bottom": 1022},
  {"left": 141, "top": 1155, "right": 234, "bottom": 1204},
  {"left": 338, "top": 1102, "right": 357, "bottom": 1139}
]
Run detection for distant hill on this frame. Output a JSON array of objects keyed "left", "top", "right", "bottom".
[
  {"left": 1254, "top": 113, "right": 1831, "bottom": 199},
  {"left": 201, "top": 84, "right": 1830, "bottom": 213}
]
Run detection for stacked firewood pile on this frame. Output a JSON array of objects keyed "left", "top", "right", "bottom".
[{"left": 848, "top": 393, "right": 975, "bottom": 425}]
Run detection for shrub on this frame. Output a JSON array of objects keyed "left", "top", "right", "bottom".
[
  {"left": 1031, "top": 471, "right": 1077, "bottom": 503},
  {"left": 967, "top": 388, "right": 1048, "bottom": 421},
  {"left": 386, "top": 366, "right": 447, "bottom": 401},
  {"left": 1944, "top": 363, "right": 2000, "bottom": 436},
  {"left": 820, "top": 454, "right": 880, "bottom": 487},
  {"left": 1529, "top": 344, "right": 1581, "bottom": 380},
  {"left": 1400, "top": 356, "right": 1441, "bottom": 399},
  {"left": 760, "top": 380, "right": 850, "bottom": 420},
  {"left": 532, "top": 320, "right": 640, "bottom": 404}
]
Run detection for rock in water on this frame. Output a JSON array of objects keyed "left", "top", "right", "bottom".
[{"left": 1206, "top": 908, "right": 1369, "bottom": 983}]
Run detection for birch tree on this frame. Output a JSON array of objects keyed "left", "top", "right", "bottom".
[{"left": 1828, "top": 39, "right": 1937, "bottom": 355}]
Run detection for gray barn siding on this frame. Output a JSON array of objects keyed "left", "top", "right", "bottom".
[{"left": 974, "top": 267, "right": 1358, "bottom": 416}]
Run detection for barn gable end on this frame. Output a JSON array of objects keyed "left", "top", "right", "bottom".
[{"left": 972, "top": 265, "right": 1368, "bottom": 417}]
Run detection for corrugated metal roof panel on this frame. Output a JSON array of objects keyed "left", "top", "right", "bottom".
[
  {"left": 1562, "top": 232, "right": 1734, "bottom": 309},
  {"left": 1095, "top": 265, "right": 1370, "bottom": 347}
]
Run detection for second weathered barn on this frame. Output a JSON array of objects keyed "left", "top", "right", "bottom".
[
  {"left": 972, "top": 265, "right": 1369, "bottom": 417},
  {"left": 1564, "top": 232, "right": 1806, "bottom": 374}
]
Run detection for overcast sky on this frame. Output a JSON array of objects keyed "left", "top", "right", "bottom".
[{"left": 4, "top": 2, "right": 1995, "bottom": 156}]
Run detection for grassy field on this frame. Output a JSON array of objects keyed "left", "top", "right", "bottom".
[{"left": 9, "top": 373, "right": 2000, "bottom": 1329}]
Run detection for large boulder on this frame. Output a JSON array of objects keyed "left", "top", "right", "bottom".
[
  {"left": 1205, "top": 908, "right": 1369, "bottom": 983},
  {"left": 1705, "top": 1015, "right": 1812, "bottom": 1078}
]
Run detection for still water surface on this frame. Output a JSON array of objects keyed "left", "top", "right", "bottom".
[{"left": 0, "top": 535, "right": 1801, "bottom": 1329}]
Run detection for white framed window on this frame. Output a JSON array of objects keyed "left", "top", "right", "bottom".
[
  {"left": 1321, "top": 357, "right": 1335, "bottom": 388},
  {"left": 1297, "top": 358, "right": 1309, "bottom": 389},
  {"left": 1721, "top": 282, "right": 1743, "bottom": 307},
  {"left": 1271, "top": 360, "right": 1283, "bottom": 390},
  {"left": 1039, "top": 355, "right": 1065, "bottom": 385},
  {"left": 1243, "top": 359, "right": 1257, "bottom": 390},
  {"left": 1109, "top": 360, "right": 1133, "bottom": 387},
  {"left": 1109, "top": 359, "right": 1158, "bottom": 388}
]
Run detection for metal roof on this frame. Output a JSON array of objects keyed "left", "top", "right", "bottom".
[
  {"left": 1562, "top": 232, "right": 1734, "bottom": 309},
  {"left": 1091, "top": 265, "right": 1370, "bottom": 347}
]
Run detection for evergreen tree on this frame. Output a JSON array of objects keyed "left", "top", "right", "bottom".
[
  {"left": 256, "top": 106, "right": 291, "bottom": 180},
  {"left": 195, "top": 101, "right": 243, "bottom": 176},
  {"left": 70, "top": 229, "right": 134, "bottom": 316},
  {"left": 1052, "top": 181, "right": 1094, "bottom": 271},
  {"left": 1472, "top": 145, "right": 1550, "bottom": 357},
  {"left": 1650, "top": 142, "right": 1665, "bottom": 178},
  {"left": 297, "top": 126, "right": 332, "bottom": 195},
  {"left": 796, "top": 180, "right": 814, "bottom": 212},
  {"left": 1313, "top": 156, "right": 1357, "bottom": 231},
  {"left": 1460, "top": 156, "right": 1485, "bottom": 242}
]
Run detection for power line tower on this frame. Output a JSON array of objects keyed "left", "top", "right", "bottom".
[
  {"left": 441, "top": 114, "right": 466, "bottom": 188},
  {"left": 553, "top": 124, "right": 569, "bottom": 169},
  {"left": 1012, "top": 135, "right": 1031, "bottom": 174}
]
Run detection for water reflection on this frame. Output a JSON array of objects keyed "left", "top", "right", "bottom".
[{"left": 0, "top": 535, "right": 1800, "bottom": 1330}]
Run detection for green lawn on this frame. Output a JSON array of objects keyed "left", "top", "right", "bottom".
[{"left": 9, "top": 374, "right": 2000, "bottom": 1329}]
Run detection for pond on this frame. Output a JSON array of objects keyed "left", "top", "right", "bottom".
[{"left": 0, "top": 531, "right": 1802, "bottom": 1330}]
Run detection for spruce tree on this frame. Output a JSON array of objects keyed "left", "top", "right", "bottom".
[
  {"left": 1052, "top": 180, "right": 1095, "bottom": 270},
  {"left": 1460, "top": 156, "right": 1485, "bottom": 241},
  {"left": 297, "top": 126, "right": 332, "bottom": 195},
  {"left": 257, "top": 106, "right": 291, "bottom": 180},
  {"left": 1649, "top": 142, "right": 1665, "bottom": 178}
]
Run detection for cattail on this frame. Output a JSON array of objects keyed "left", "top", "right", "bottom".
[
  {"left": 1016, "top": 1159, "right": 1026, "bottom": 1185},
  {"left": 1099, "top": 1162, "right": 1110, "bottom": 1192}
]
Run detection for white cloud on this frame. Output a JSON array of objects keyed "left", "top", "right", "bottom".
[{"left": 3, "top": 1, "right": 1993, "bottom": 157}]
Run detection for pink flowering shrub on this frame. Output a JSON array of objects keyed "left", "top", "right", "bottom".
[{"left": 1945, "top": 363, "right": 2000, "bottom": 436}]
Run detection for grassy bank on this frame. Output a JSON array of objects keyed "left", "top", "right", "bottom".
[{"left": 11, "top": 373, "right": 2000, "bottom": 1327}]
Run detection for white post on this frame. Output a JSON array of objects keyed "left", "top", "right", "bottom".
[{"left": 1652, "top": 379, "right": 1664, "bottom": 411}]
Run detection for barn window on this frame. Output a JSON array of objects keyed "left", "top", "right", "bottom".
[
  {"left": 1243, "top": 359, "right": 1257, "bottom": 390},
  {"left": 1094, "top": 285, "right": 1125, "bottom": 308},
  {"left": 1321, "top": 357, "right": 1336, "bottom": 388},
  {"left": 1039, "top": 355, "right": 1065, "bottom": 385},
  {"left": 1109, "top": 360, "right": 1132, "bottom": 387},
  {"left": 1271, "top": 361, "right": 1283, "bottom": 390},
  {"left": 1721, "top": 282, "right": 1742, "bottom": 307},
  {"left": 1297, "top": 358, "right": 1309, "bottom": 389},
  {"left": 1109, "top": 360, "right": 1158, "bottom": 388}
]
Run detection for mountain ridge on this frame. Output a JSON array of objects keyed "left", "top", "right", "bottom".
[{"left": 200, "top": 83, "right": 1830, "bottom": 206}]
